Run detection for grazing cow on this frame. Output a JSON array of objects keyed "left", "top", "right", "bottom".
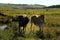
[
  {"left": 0, "top": 13, "right": 14, "bottom": 24},
  {"left": 12, "top": 14, "right": 29, "bottom": 33},
  {"left": 4, "top": 16, "right": 14, "bottom": 24},
  {"left": 31, "top": 15, "right": 45, "bottom": 32}
]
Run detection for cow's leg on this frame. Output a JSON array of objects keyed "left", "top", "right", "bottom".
[
  {"left": 23, "top": 27, "right": 25, "bottom": 33},
  {"left": 18, "top": 24, "right": 21, "bottom": 33},
  {"left": 42, "top": 23, "right": 44, "bottom": 32},
  {"left": 40, "top": 24, "right": 44, "bottom": 32},
  {"left": 23, "top": 25, "right": 26, "bottom": 34},
  {"left": 19, "top": 27, "right": 20, "bottom": 33},
  {"left": 39, "top": 25, "right": 42, "bottom": 32},
  {"left": 39, "top": 26, "right": 41, "bottom": 32}
]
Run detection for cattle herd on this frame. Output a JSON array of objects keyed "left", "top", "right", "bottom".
[{"left": 0, "top": 13, "right": 45, "bottom": 36}]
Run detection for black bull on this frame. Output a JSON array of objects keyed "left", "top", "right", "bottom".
[
  {"left": 31, "top": 15, "right": 45, "bottom": 32},
  {"left": 12, "top": 16, "right": 29, "bottom": 33}
]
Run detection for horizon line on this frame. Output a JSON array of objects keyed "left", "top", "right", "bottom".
[{"left": 0, "top": 3, "right": 60, "bottom": 6}]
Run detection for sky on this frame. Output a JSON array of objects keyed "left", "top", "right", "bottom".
[{"left": 0, "top": 0, "right": 60, "bottom": 6}]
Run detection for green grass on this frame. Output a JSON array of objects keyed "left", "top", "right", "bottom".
[{"left": 0, "top": 8, "right": 60, "bottom": 40}]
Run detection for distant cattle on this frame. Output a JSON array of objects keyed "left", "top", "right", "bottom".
[
  {"left": 12, "top": 14, "right": 29, "bottom": 33},
  {"left": 31, "top": 15, "right": 45, "bottom": 32}
]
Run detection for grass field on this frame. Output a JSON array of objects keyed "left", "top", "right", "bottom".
[{"left": 0, "top": 8, "right": 60, "bottom": 40}]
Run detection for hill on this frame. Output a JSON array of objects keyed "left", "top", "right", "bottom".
[
  {"left": 46, "top": 5, "right": 60, "bottom": 8},
  {"left": 0, "top": 3, "right": 46, "bottom": 9}
]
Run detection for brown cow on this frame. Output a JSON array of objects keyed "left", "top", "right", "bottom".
[{"left": 31, "top": 15, "right": 45, "bottom": 32}]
